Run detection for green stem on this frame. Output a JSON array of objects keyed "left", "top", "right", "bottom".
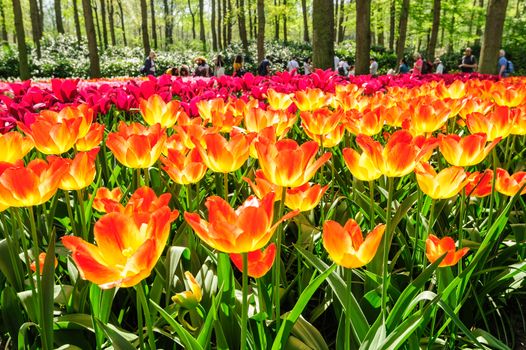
[
  {"left": 368, "top": 181, "right": 375, "bottom": 230},
  {"left": 63, "top": 191, "right": 79, "bottom": 237},
  {"left": 429, "top": 199, "right": 436, "bottom": 233},
  {"left": 186, "top": 184, "right": 192, "bottom": 211},
  {"left": 274, "top": 187, "right": 287, "bottom": 330},
  {"left": 240, "top": 252, "right": 249, "bottom": 350},
  {"left": 136, "top": 168, "right": 142, "bottom": 190},
  {"left": 381, "top": 176, "right": 394, "bottom": 321},
  {"left": 223, "top": 172, "right": 229, "bottom": 201},
  {"left": 76, "top": 190, "right": 88, "bottom": 241},
  {"left": 136, "top": 283, "right": 156, "bottom": 350},
  {"left": 458, "top": 190, "right": 466, "bottom": 273},
  {"left": 344, "top": 268, "right": 352, "bottom": 350},
  {"left": 488, "top": 149, "right": 498, "bottom": 228},
  {"left": 256, "top": 279, "right": 268, "bottom": 349},
  {"left": 0, "top": 213, "right": 24, "bottom": 290},
  {"left": 144, "top": 168, "right": 150, "bottom": 187}
]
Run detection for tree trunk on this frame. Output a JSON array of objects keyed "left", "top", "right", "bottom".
[
  {"left": 117, "top": 0, "right": 126, "bottom": 45},
  {"left": 248, "top": 0, "right": 253, "bottom": 40},
  {"left": 29, "top": 0, "right": 41, "bottom": 57},
  {"left": 479, "top": 0, "right": 508, "bottom": 74},
  {"left": 474, "top": 0, "right": 484, "bottom": 46},
  {"left": 222, "top": 0, "right": 227, "bottom": 48},
  {"left": 427, "top": 0, "right": 440, "bottom": 60},
  {"left": 377, "top": 4, "right": 384, "bottom": 46},
  {"left": 108, "top": 0, "right": 116, "bottom": 46},
  {"left": 227, "top": 0, "right": 232, "bottom": 44},
  {"left": 282, "top": 0, "right": 287, "bottom": 42},
  {"left": 217, "top": 0, "right": 222, "bottom": 49},
  {"left": 12, "top": 0, "right": 29, "bottom": 79},
  {"left": 355, "top": 0, "right": 371, "bottom": 74},
  {"left": 100, "top": 0, "right": 108, "bottom": 48},
  {"left": 38, "top": 0, "right": 44, "bottom": 37},
  {"left": 312, "top": 0, "right": 334, "bottom": 69},
  {"left": 337, "top": 0, "right": 345, "bottom": 43},
  {"left": 82, "top": 0, "right": 101, "bottom": 77},
  {"left": 274, "top": 0, "right": 279, "bottom": 40},
  {"left": 72, "top": 0, "right": 82, "bottom": 45},
  {"left": 55, "top": 0, "right": 65, "bottom": 33},
  {"left": 301, "top": 0, "right": 309, "bottom": 42},
  {"left": 187, "top": 0, "right": 196, "bottom": 40},
  {"left": 210, "top": 0, "right": 218, "bottom": 50},
  {"left": 93, "top": 1, "right": 102, "bottom": 49},
  {"left": 150, "top": 0, "right": 157, "bottom": 49},
  {"left": 388, "top": 0, "right": 395, "bottom": 51},
  {"left": 164, "top": 0, "right": 173, "bottom": 46},
  {"left": 140, "top": 0, "right": 150, "bottom": 56},
  {"left": 0, "top": 0, "right": 7, "bottom": 42},
  {"left": 257, "top": 0, "right": 264, "bottom": 62},
  {"left": 199, "top": 0, "right": 206, "bottom": 50},
  {"left": 238, "top": 0, "right": 249, "bottom": 52},
  {"left": 395, "top": 0, "right": 409, "bottom": 63}
]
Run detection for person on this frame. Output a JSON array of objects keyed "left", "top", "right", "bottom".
[
  {"left": 338, "top": 61, "right": 347, "bottom": 76},
  {"left": 194, "top": 57, "right": 210, "bottom": 77},
  {"left": 369, "top": 58, "right": 378, "bottom": 76},
  {"left": 334, "top": 56, "right": 340, "bottom": 70},
  {"left": 399, "top": 58, "right": 410, "bottom": 74},
  {"left": 434, "top": 58, "right": 445, "bottom": 74},
  {"left": 214, "top": 55, "right": 225, "bottom": 77},
  {"left": 165, "top": 66, "right": 179, "bottom": 76},
  {"left": 142, "top": 51, "right": 156, "bottom": 76},
  {"left": 497, "top": 49, "right": 508, "bottom": 78},
  {"left": 459, "top": 47, "right": 477, "bottom": 73},
  {"left": 303, "top": 58, "right": 312, "bottom": 75},
  {"left": 233, "top": 54, "right": 245, "bottom": 77},
  {"left": 287, "top": 57, "right": 300, "bottom": 72},
  {"left": 412, "top": 53, "right": 423, "bottom": 75},
  {"left": 348, "top": 65, "right": 355, "bottom": 76},
  {"left": 180, "top": 65, "right": 190, "bottom": 77},
  {"left": 258, "top": 56, "right": 271, "bottom": 76}
]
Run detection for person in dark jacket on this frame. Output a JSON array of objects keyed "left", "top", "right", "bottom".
[{"left": 142, "top": 51, "right": 156, "bottom": 76}]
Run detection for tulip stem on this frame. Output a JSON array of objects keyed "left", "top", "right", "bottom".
[
  {"left": 240, "top": 252, "right": 249, "bottom": 350},
  {"left": 136, "top": 283, "right": 156, "bottom": 350},
  {"left": 488, "top": 149, "right": 498, "bottom": 229},
  {"left": 76, "top": 190, "right": 88, "bottom": 241},
  {"left": 223, "top": 172, "right": 229, "bottom": 201},
  {"left": 63, "top": 191, "right": 79, "bottom": 237},
  {"left": 368, "top": 181, "right": 375, "bottom": 230},
  {"left": 274, "top": 187, "right": 287, "bottom": 331},
  {"left": 381, "top": 176, "right": 394, "bottom": 321},
  {"left": 344, "top": 268, "right": 352, "bottom": 350},
  {"left": 144, "top": 168, "right": 150, "bottom": 187}
]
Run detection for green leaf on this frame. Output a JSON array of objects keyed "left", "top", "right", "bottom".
[
  {"left": 0, "top": 238, "right": 22, "bottom": 291},
  {"left": 197, "top": 289, "right": 223, "bottom": 348},
  {"left": 41, "top": 233, "right": 57, "bottom": 349},
  {"left": 271, "top": 264, "right": 336, "bottom": 350},
  {"left": 95, "top": 319, "right": 136, "bottom": 350},
  {"left": 1, "top": 285, "right": 24, "bottom": 347}
]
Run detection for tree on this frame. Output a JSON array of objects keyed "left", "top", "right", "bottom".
[
  {"left": 238, "top": 0, "right": 249, "bottom": 52},
  {"left": 72, "top": 0, "right": 82, "bottom": 45},
  {"left": 117, "top": 0, "right": 127, "bottom": 46},
  {"left": 274, "top": 0, "right": 279, "bottom": 40},
  {"left": 81, "top": 0, "right": 101, "bottom": 77},
  {"left": 217, "top": 0, "right": 223, "bottom": 49},
  {"left": 301, "top": 0, "right": 309, "bottom": 42},
  {"left": 100, "top": 0, "right": 108, "bottom": 48},
  {"left": 108, "top": 0, "right": 116, "bottom": 46},
  {"left": 199, "top": 0, "right": 205, "bottom": 50},
  {"left": 0, "top": 0, "right": 7, "bottom": 42},
  {"left": 479, "top": 0, "right": 509, "bottom": 74},
  {"left": 140, "top": 0, "right": 150, "bottom": 56},
  {"left": 55, "top": 0, "right": 65, "bottom": 33},
  {"left": 12, "top": 0, "right": 29, "bottom": 79},
  {"left": 389, "top": 0, "right": 395, "bottom": 51},
  {"left": 211, "top": 0, "right": 218, "bottom": 50},
  {"left": 337, "top": 0, "right": 345, "bottom": 43},
  {"left": 164, "top": 0, "right": 174, "bottom": 46},
  {"left": 395, "top": 0, "right": 410, "bottom": 63},
  {"left": 29, "top": 0, "right": 42, "bottom": 58},
  {"left": 355, "top": 0, "right": 371, "bottom": 74},
  {"left": 257, "top": 0, "right": 264, "bottom": 62},
  {"left": 150, "top": 0, "right": 157, "bottom": 49},
  {"left": 188, "top": 0, "right": 196, "bottom": 40},
  {"left": 283, "top": 0, "right": 287, "bottom": 42},
  {"left": 427, "top": 0, "right": 441, "bottom": 60},
  {"left": 312, "top": 0, "right": 334, "bottom": 69}
]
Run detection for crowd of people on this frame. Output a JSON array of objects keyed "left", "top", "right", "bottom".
[{"left": 141, "top": 47, "right": 514, "bottom": 79}]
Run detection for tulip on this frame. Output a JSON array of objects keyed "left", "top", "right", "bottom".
[
  {"left": 300, "top": 108, "right": 342, "bottom": 136},
  {"left": 76, "top": 123, "right": 105, "bottom": 152},
  {"left": 172, "top": 271, "right": 203, "bottom": 309},
  {"left": 345, "top": 108, "right": 384, "bottom": 136},
  {"left": 255, "top": 138, "right": 331, "bottom": 188},
  {"left": 243, "top": 169, "right": 282, "bottom": 200},
  {"left": 466, "top": 107, "right": 515, "bottom": 141},
  {"left": 184, "top": 193, "right": 298, "bottom": 253},
  {"left": 106, "top": 122, "right": 166, "bottom": 169},
  {"left": 230, "top": 243, "right": 276, "bottom": 278},
  {"left": 495, "top": 168, "right": 526, "bottom": 196},
  {"left": 161, "top": 148, "right": 208, "bottom": 185},
  {"left": 415, "top": 163, "right": 469, "bottom": 199},
  {"left": 304, "top": 123, "right": 346, "bottom": 148},
  {"left": 92, "top": 187, "right": 123, "bottom": 213},
  {"left": 53, "top": 147, "right": 99, "bottom": 191},
  {"left": 438, "top": 133, "right": 500, "bottom": 167},
  {"left": 492, "top": 88, "right": 526, "bottom": 108},
  {"left": 0, "top": 157, "right": 68, "bottom": 207},
  {"left": 30, "top": 252, "right": 58, "bottom": 274},
  {"left": 322, "top": 219, "right": 385, "bottom": 268},
  {"left": 285, "top": 183, "right": 328, "bottom": 212},
  {"left": 426, "top": 234, "right": 469, "bottom": 267},
  {"left": 265, "top": 89, "right": 294, "bottom": 111},
  {"left": 0, "top": 131, "right": 34, "bottom": 163},
  {"left": 62, "top": 206, "right": 178, "bottom": 289},
  {"left": 403, "top": 100, "right": 450, "bottom": 136},
  {"left": 194, "top": 131, "right": 250, "bottom": 173},
  {"left": 294, "top": 88, "right": 332, "bottom": 111},
  {"left": 139, "top": 94, "right": 183, "bottom": 128},
  {"left": 244, "top": 108, "right": 295, "bottom": 137},
  {"left": 465, "top": 170, "right": 493, "bottom": 198}
]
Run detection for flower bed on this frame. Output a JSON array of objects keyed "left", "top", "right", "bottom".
[{"left": 0, "top": 71, "right": 524, "bottom": 349}]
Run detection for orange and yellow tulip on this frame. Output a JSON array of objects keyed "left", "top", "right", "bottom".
[
  {"left": 438, "top": 133, "right": 500, "bottom": 167},
  {"left": 403, "top": 99, "right": 450, "bottom": 136},
  {"left": 285, "top": 183, "right": 328, "bottom": 212},
  {"left": 294, "top": 88, "right": 333, "bottom": 111},
  {"left": 265, "top": 89, "right": 294, "bottom": 111},
  {"left": 466, "top": 107, "right": 515, "bottom": 141},
  {"left": 300, "top": 108, "right": 342, "bottom": 136},
  {"left": 304, "top": 123, "right": 346, "bottom": 148},
  {"left": 139, "top": 94, "right": 184, "bottom": 128},
  {"left": 106, "top": 122, "right": 166, "bottom": 169},
  {"left": 161, "top": 148, "right": 208, "bottom": 185},
  {"left": 492, "top": 87, "right": 526, "bottom": 108},
  {"left": 53, "top": 147, "right": 99, "bottom": 191},
  {"left": 345, "top": 108, "right": 385, "bottom": 136},
  {"left": 465, "top": 170, "right": 493, "bottom": 198},
  {"left": 255, "top": 138, "right": 331, "bottom": 187},
  {"left": 0, "top": 131, "right": 34, "bottom": 163},
  {"left": 194, "top": 131, "right": 250, "bottom": 173},
  {"left": 92, "top": 187, "right": 123, "bottom": 213},
  {"left": 230, "top": 243, "right": 276, "bottom": 278},
  {"left": 30, "top": 252, "right": 58, "bottom": 274},
  {"left": 426, "top": 234, "right": 469, "bottom": 267},
  {"left": 76, "top": 123, "right": 105, "bottom": 152},
  {"left": 322, "top": 219, "right": 385, "bottom": 268},
  {"left": 0, "top": 157, "right": 68, "bottom": 207},
  {"left": 415, "top": 163, "right": 469, "bottom": 199},
  {"left": 184, "top": 193, "right": 298, "bottom": 254},
  {"left": 62, "top": 206, "right": 178, "bottom": 289},
  {"left": 243, "top": 169, "right": 282, "bottom": 200},
  {"left": 495, "top": 168, "right": 526, "bottom": 196},
  {"left": 172, "top": 271, "right": 203, "bottom": 309}
]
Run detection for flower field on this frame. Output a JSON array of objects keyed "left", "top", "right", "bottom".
[{"left": 0, "top": 71, "right": 524, "bottom": 349}]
